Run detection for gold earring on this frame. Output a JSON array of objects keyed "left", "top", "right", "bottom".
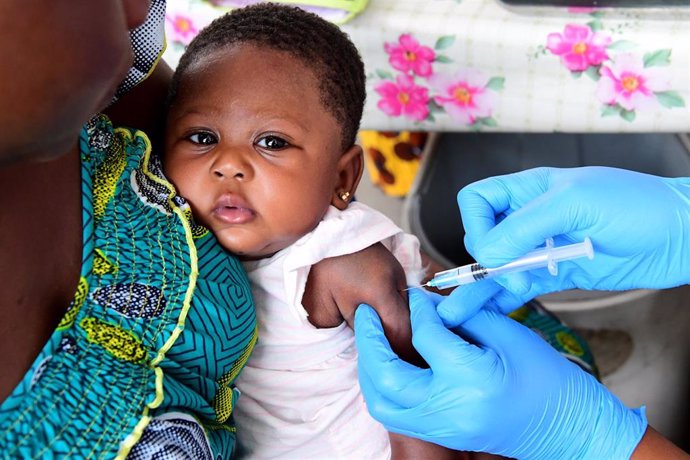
[{"left": 339, "top": 191, "right": 351, "bottom": 202}]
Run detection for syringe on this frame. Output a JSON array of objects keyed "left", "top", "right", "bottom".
[{"left": 419, "top": 237, "right": 594, "bottom": 290}]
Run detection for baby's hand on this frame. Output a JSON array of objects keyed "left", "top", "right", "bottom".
[{"left": 306, "top": 243, "right": 422, "bottom": 366}]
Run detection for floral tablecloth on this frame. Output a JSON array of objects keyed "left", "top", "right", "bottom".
[{"left": 163, "top": 0, "right": 690, "bottom": 132}]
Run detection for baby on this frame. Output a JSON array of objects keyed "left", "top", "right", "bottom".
[{"left": 163, "top": 4, "right": 460, "bottom": 459}]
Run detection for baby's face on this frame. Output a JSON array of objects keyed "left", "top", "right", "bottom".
[{"left": 164, "top": 45, "right": 346, "bottom": 260}]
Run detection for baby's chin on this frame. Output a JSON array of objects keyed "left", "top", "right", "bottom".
[
  {"left": 212, "top": 228, "right": 299, "bottom": 261},
  {"left": 236, "top": 252, "right": 269, "bottom": 262},
  {"left": 217, "top": 238, "right": 285, "bottom": 262}
]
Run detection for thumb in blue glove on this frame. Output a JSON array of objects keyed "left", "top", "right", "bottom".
[
  {"left": 457, "top": 166, "right": 690, "bottom": 298},
  {"left": 436, "top": 278, "right": 526, "bottom": 325},
  {"left": 355, "top": 287, "right": 647, "bottom": 459}
]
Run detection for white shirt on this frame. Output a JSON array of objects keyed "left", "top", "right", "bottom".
[{"left": 234, "top": 202, "right": 423, "bottom": 459}]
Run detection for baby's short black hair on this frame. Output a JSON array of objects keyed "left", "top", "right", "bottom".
[{"left": 169, "top": 3, "right": 366, "bottom": 150}]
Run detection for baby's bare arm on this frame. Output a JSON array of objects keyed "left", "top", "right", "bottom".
[
  {"left": 305, "top": 242, "right": 420, "bottom": 364},
  {"left": 306, "top": 243, "right": 461, "bottom": 459}
]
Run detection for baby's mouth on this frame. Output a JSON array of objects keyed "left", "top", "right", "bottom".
[{"left": 212, "top": 205, "right": 255, "bottom": 224}]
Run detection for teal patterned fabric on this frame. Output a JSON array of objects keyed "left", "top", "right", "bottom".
[
  {"left": 0, "top": 115, "right": 256, "bottom": 459},
  {"left": 510, "top": 300, "right": 599, "bottom": 380}
]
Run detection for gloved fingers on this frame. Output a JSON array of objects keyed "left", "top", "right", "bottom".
[
  {"left": 409, "top": 289, "right": 490, "bottom": 374},
  {"left": 493, "top": 263, "right": 581, "bottom": 302},
  {"left": 471, "top": 200, "right": 558, "bottom": 267},
  {"left": 490, "top": 266, "right": 581, "bottom": 301},
  {"left": 521, "top": 269, "right": 579, "bottom": 299},
  {"left": 458, "top": 307, "right": 550, "bottom": 357},
  {"left": 355, "top": 303, "right": 432, "bottom": 407},
  {"left": 487, "top": 283, "right": 532, "bottom": 313},
  {"left": 476, "top": 187, "right": 587, "bottom": 267},
  {"left": 491, "top": 271, "right": 532, "bottom": 299},
  {"left": 436, "top": 280, "right": 503, "bottom": 327},
  {"left": 357, "top": 364, "right": 411, "bottom": 429},
  {"left": 458, "top": 168, "right": 552, "bottom": 256},
  {"left": 356, "top": 371, "right": 452, "bottom": 447},
  {"left": 424, "top": 290, "right": 445, "bottom": 306},
  {"left": 359, "top": 367, "right": 471, "bottom": 450},
  {"left": 457, "top": 186, "right": 504, "bottom": 256}
]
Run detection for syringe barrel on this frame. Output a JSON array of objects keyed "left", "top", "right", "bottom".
[
  {"left": 488, "top": 252, "right": 551, "bottom": 277},
  {"left": 490, "top": 238, "right": 593, "bottom": 277},
  {"left": 428, "top": 264, "right": 488, "bottom": 289},
  {"left": 426, "top": 238, "right": 593, "bottom": 290}
]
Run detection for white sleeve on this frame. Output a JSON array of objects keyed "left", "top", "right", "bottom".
[{"left": 281, "top": 202, "right": 424, "bottom": 320}]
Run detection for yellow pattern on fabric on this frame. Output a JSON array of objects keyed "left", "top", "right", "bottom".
[
  {"left": 80, "top": 317, "right": 148, "bottom": 364},
  {"left": 116, "top": 128, "right": 201, "bottom": 459},
  {"left": 205, "top": 422, "right": 237, "bottom": 433},
  {"left": 212, "top": 325, "right": 258, "bottom": 423},
  {"left": 57, "top": 277, "right": 88, "bottom": 331},
  {"left": 508, "top": 305, "right": 529, "bottom": 322},
  {"left": 206, "top": 423, "right": 237, "bottom": 433},
  {"left": 213, "top": 386, "right": 234, "bottom": 424},
  {"left": 183, "top": 207, "right": 210, "bottom": 239},
  {"left": 92, "top": 137, "right": 127, "bottom": 220},
  {"left": 556, "top": 331, "right": 585, "bottom": 357},
  {"left": 93, "top": 248, "right": 118, "bottom": 275}
]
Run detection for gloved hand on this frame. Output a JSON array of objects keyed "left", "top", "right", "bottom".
[
  {"left": 355, "top": 287, "right": 648, "bottom": 459},
  {"left": 457, "top": 166, "right": 690, "bottom": 301}
]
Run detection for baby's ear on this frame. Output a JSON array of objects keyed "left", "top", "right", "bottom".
[{"left": 331, "top": 144, "right": 363, "bottom": 210}]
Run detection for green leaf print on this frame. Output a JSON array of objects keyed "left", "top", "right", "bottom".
[
  {"left": 620, "top": 109, "right": 636, "bottom": 122},
  {"left": 656, "top": 91, "right": 686, "bottom": 109},
  {"left": 643, "top": 49, "right": 672, "bottom": 67},
  {"left": 601, "top": 105, "right": 620, "bottom": 117},
  {"left": 434, "top": 35, "right": 456, "bottom": 50},
  {"left": 376, "top": 69, "right": 395, "bottom": 80},
  {"left": 486, "top": 77, "right": 505, "bottom": 91}
]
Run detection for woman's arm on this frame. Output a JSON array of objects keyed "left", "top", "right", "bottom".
[{"left": 631, "top": 427, "right": 689, "bottom": 459}]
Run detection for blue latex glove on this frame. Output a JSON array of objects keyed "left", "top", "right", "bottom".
[
  {"left": 355, "top": 287, "right": 647, "bottom": 459},
  {"left": 457, "top": 166, "right": 690, "bottom": 304},
  {"left": 436, "top": 279, "right": 528, "bottom": 330}
]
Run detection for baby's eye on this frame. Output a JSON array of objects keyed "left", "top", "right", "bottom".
[
  {"left": 188, "top": 132, "right": 217, "bottom": 145},
  {"left": 256, "top": 135, "right": 289, "bottom": 150}
]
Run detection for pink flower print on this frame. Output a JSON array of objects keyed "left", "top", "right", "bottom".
[
  {"left": 429, "top": 69, "right": 498, "bottom": 125},
  {"left": 547, "top": 24, "right": 611, "bottom": 72},
  {"left": 165, "top": 13, "right": 198, "bottom": 45},
  {"left": 375, "top": 75, "right": 430, "bottom": 121},
  {"left": 596, "top": 53, "right": 672, "bottom": 111},
  {"left": 384, "top": 34, "right": 436, "bottom": 78}
]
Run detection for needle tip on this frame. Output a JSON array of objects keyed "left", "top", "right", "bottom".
[{"left": 402, "top": 284, "right": 427, "bottom": 291}]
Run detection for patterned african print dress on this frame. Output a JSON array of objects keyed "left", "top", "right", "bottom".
[{"left": 0, "top": 115, "right": 256, "bottom": 459}]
